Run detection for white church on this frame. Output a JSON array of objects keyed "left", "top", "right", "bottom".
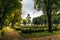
[{"left": 20, "top": 14, "right": 31, "bottom": 26}]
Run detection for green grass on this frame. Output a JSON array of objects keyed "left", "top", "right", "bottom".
[
  {"left": 20, "top": 26, "right": 60, "bottom": 38},
  {"left": 20, "top": 31, "right": 60, "bottom": 38}
]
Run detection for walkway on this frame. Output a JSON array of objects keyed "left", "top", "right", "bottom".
[{"left": 2, "top": 27, "right": 24, "bottom": 40}]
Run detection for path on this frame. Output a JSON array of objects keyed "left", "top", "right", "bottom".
[
  {"left": 2, "top": 27, "right": 24, "bottom": 40},
  {"left": 1, "top": 27, "right": 60, "bottom": 40},
  {"left": 25, "top": 34, "right": 60, "bottom": 40}
]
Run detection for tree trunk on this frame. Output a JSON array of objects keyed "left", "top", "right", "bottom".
[
  {"left": 0, "top": 9, "right": 3, "bottom": 30},
  {"left": 0, "top": 4, "right": 9, "bottom": 30},
  {"left": 0, "top": 9, "right": 2, "bottom": 30},
  {"left": 11, "top": 14, "right": 16, "bottom": 27},
  {"left": 0, "top": 17, "right": 5, "bottom": 30},
  {"left": 46, "top": 0, "right": 53, "bottom": 32},
  {"left": 47, "top": 14, "right": 53, "bottom": 32},
  {"left": 0, "top": 19, "right": 4, "bottom": 30},
  {"left": 11, "top": 22, "right": 14, "bottom": 27},
  {"left": 0, "top": 24, "right": 3, "bottom": 30}
]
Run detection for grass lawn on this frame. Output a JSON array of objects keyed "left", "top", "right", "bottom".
[{"left": 20, "top": 31, "right": 60, "bottom": 38}]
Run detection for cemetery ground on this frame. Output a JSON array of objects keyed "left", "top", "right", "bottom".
[{"left": 0, "top": 25, "right": 60, "bottom": 40}]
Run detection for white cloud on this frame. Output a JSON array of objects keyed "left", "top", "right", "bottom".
[{"left": 21, "top": 0, "right": 43, "bottom": 20}]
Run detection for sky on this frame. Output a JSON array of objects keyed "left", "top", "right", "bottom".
[{"left": 21, "top": 0, "right": 43, "bottom": 20}]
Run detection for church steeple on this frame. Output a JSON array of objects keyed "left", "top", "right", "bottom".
[
  {"left": 26, "top": 14, "right": 31, "bottom": 19},
  {"left": 26, "top": 13, "right": 31, "bottom": 24},
  {"left": 27, "top": 14, "right": 30, "bottom": 16}
]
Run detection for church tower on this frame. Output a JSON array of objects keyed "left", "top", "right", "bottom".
[{"left": 26, "top": 14, "right": 31, "bottom": 25}]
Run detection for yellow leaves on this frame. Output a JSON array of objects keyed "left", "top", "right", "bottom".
[
  {"left": 9, "top": 13, "right": 15, "bottom": 19},
  {"left": 11, "top": 13, "right": 15, "bottom": 17},
  {"left": 5, "top": 19, "right": 8, "bottom": 21},
  {"left": 16, "top": 22, "right": 18, "bottom": 24}
]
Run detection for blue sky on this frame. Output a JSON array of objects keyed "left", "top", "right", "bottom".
[{"left": 21, "top": 0, "right": 43, "bottom": 20}]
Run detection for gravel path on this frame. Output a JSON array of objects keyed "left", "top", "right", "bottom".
[{"left": 2, "top": 27, "right": 24, "bottom": 40}]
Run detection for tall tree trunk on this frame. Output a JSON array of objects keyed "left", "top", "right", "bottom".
[
  {"left": 0, "top": 21, "right": 4, "bottom": 30},
  {"left": 11, "top": 20, "right": 14, "bottom": 27},
  {"left": 0, "top": 10, "right": 2, "bottom": 30},
  {"left": 0, "top": 15, "right": 5, "bottom": 30},
  {"left": 0, "top": 17, "right": 4, "bottom": 30},
  {"left": 46, "top": 0, "right": 53, "bottom": 32},
  {"left": 11, "top": 14, "right": 16, "bottom": 27},
  {"left": 0, "top": 4, "right": 9, "bottom": 30},
  {"left": 0, "top": 9, "right": 2, "bottom": 30},
  {"left": 47, "top": 14, "right": 53, "bottom": 32}
]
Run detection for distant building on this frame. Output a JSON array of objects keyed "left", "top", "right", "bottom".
[
  {"left": 20, "top": 14, "right": 31, "bottom": 26},
  {"left": 26, "top": 14, "right": 31, "bottom": 24}
]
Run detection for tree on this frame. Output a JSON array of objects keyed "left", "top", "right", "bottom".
[
  {"left": 34, "top": 0, "right": 60, "bottom": 32},
  {"left": 40, "top": 14, "right": 47, "bottom": 25},
  {"left": 11, "top": 10, "right": 22, "bottom": 27},
  {"left": 32, "top": 17, "right": 43, "bottom": 25},
  {"left": 52, "top": 13, "right": 60, "bottom": 24},
  {"left": 32, "top": 14, "right": 47, "bottom": 25},
  {"left": 0, "top": 0, "right": 22, "bottom": 30},
  {"left": 23, "top": 20, "right": 26, "bottom": 25}
]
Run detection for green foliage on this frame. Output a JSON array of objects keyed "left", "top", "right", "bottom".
[
  {"left": 34, "top": 0, "right": 60, "bottom": 11},
  {"left": 53, "top": 13, "right": 60, "bottom": 24},
  {"left": 32, "top": 17, "right": 43, "bottom": 25},
  {"left": 34, "top": 0, "right": 42, "bottom": 10},
  {"left": 27, "top": 20, "right": 31, "bottom": 24},
  {"left": 34, "top": 0, "right": 60, "bottom": 32},
  {"left": 23, "top": 20, "right": 26, "bottom": 25},
  {"left": 32, "top": 14, "right": 47, "bottom": 25},
  {"left": 21, "top": 28, "right": 46, "bottom": 33},
  {"left": 0, "top": 0, "right": 22, "bottom": 30},
  {"left": 0, "top": 0, "right": 22, "bottom": 15},
  {"left": 14, "top": 26, "right": 21, "bottom": 31}
]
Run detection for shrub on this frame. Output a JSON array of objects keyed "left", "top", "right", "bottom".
[
  {"left": 21, "top": 28, "right": 46, "bottom": 33},
  {"left": 21, "top": 28, "right": 31, "bottom": 33},
  {"left": 15, "top": 28, "right": 21, "bottom": 31},
  {"left": 14, "top": 26, "right": 21, "bottom": 31}
]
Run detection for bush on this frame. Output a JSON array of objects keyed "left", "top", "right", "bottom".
[
  {"left": 21, "top": 28, "right": 46, "bottom": 33},
  {"left": 14, "top": 26, "right": 21, "bottom": 31},
  {"left": 15, "top": 28, "right": 21, "bottom": 31},
  {"left": 21, "top": 28, "right": 31, "bottom": 33},
  {"left": 53, "top": 27, "right": 58, "bottom": 31}
]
